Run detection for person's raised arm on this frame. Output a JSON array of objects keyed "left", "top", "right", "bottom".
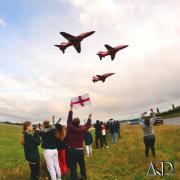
[
  {"left": 67, "top": 103, "right": 73, "bottom": 127},
  {"left": 150, "top": 109, "right": 156, "bottom": 125},
  {"left": 85, "top": 113, "right": 92, "bottom": 129},
  {"left": 139, "top": 112, "right": 147, "bottom": 125},
  {"left": 141, "top": 112, "right": 147, "bottom": 119}
]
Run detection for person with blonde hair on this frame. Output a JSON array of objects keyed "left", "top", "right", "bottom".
[{"left": 20, "top": 121, "right": 41, "bottom": 180}]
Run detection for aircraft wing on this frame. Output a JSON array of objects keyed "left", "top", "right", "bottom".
[
  {"left": 96, "top": 75, "right": 102, "bottom": 78},
  {"left": 110, "top": 53, "right": 116, "bottom": 60},
  {"left": 73, "top": 43, "right": 81, "bottom": 53},
  {"left": 105, "top": 44, "right": 113, "bottom": 50},
  {"left": 60, "top": 32, "right": 75, "bottom": 41}
]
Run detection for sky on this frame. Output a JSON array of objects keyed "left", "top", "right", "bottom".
[{"left": 0, "top": 0, "right": 180, "bottom": 124}]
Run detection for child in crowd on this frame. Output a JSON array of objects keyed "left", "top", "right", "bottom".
[
  {"left": 20, "top": 121, "right": 41, "bottom": 180},
  {"left": 84, "top": 130, "right": 93, "bottom": 157}
]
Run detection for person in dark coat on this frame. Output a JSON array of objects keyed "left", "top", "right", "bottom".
[
  {"left": 94, "top": 120, "right": 103, "bottom": 149},
  {"left": 115, "top": 120, "right": 120, "bottom": 138},
  {"left": 20, "top": 121, "right": 41, "bottom": 180},
  {"left": 109, "top": 119, "right": 116, "bottom": 144},
  {"left": 39, "top": 121, "right": 61, "bottom": 180},
  {"left": 67, "top": 104, "right": 92, "bottom": 180},
  {"left": 84, "top": 130, "right": 93, "bottom": 157}
]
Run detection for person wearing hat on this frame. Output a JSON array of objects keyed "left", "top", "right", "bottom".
[
  {"left": 67, "top": 104, "right": 92, "bottom": 180},
  {"left": 139, "top": 112, "right": 156, "bottom": 157}
]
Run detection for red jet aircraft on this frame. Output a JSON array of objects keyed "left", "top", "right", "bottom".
[
  {"left": 55, "top": 31, "right": 95, "bottom": 53},
  {"left": 97, "top": 44, "right": 128, "bottom": 60},
  {"left": 92, "top": 73, "right": 115, "bottom": 83}
]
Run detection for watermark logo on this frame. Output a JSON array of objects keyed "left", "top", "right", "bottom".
[{"left": 147, "top": 161, "right": 174, "bottom": 176}]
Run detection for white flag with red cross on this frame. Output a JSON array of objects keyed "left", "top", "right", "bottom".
[{"left": 71, "top": 93, "right": 91, "bottom": 109}]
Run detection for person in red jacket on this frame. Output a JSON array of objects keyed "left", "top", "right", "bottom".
[{"left": 67, "top": 104, "right": 92, "bottom": 180}]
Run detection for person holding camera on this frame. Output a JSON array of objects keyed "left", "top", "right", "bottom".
[
  {"left": 20, "top": 121, "right": 41, "bottom": 180},
  {"left": 67, "top": 104, "right": 92, "bottom": 180}
]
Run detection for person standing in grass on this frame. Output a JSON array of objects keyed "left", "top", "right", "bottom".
[
  {"left": 55, "top": 124, "right": 68, "bottom": 177},
  {"left": 94, "top": 120, "right": 103, "bottom": 149},
  {"left": 115, "top": 120, "right": 120, "bottom": 138},
  {"left": 39, "top": 121, "right": 61, "bottom": 180},
  {"left": 109, "top": 119, "right": 116, "bottom": 144},
  {"left": 67, "top": 103, "right": 92, "bottom": 180},
  {"left": 20, "top": 121, "right": 41, "bottom": 180},
  {"left": 101, "top": 122, "right": 108, "bottom": 148},
  {"left": 84, "top": 130, "right": 93, "bottom": 157},
  {"left": 139, "top": 112, "right": 156, "bottom": 157}
]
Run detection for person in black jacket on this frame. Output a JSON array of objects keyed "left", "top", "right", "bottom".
[
  {"left": 109, "top": 119, "right": 116, "bottom": 144},
  {"left": 115, "top": 121, "right": 120, "bottom": 138},
  {"left": 20, "top": 121, "right": 41, "bottom": 180},
  {"left": 39, "top": 120, "right": 61, "bottom": 180},
  {"left": 94, "top": 120, "right": 103, "bottom": 149}
]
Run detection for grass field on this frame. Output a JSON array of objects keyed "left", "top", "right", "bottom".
[
  {"left": 161, "top": 112, "right": 180, "bottom": 119},
  {"left": 0, "top": 124, "right": 180, "bottom": 180}
]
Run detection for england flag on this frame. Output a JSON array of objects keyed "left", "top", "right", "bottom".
[{"left": 71, "top": 93, "right": 91, "bottom": 109}]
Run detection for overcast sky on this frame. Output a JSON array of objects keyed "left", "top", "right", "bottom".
[{"left": 0, "top": 0, "right": 180, "bottom": 124}]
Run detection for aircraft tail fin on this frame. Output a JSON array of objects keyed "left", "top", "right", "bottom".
[
  {"left": 54, "top": 45, "right": 66, "bottom": 54},
  {"left": 61, "top": 49, "right": 65, "bottom": 54},
  {"left": 97, "top": 53, "right": 102, "bottom": 60}
]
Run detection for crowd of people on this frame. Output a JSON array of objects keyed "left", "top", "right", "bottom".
[
  {"left": 94, "top": 119, "right": 120, "bottom": 149},
  {"left": 20, "top": 106, "right": 156, "bottom": 180},
  {"left": 20, "top": 104, "right": 92, "bottom": 180}
]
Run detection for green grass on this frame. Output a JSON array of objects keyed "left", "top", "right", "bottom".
[
  {"left": 0, "top": 124, "right": 180, "bottom": 180},
  {"left": 160, "top": 112, "right": 180, "bottom": 119},
  {"left": 0, "top": 124, "right": 25, "bottom": 168}
]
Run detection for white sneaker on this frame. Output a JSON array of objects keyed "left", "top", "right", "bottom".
[{"left": 106, "top": 146, "right": 109, "bottom": 148}]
